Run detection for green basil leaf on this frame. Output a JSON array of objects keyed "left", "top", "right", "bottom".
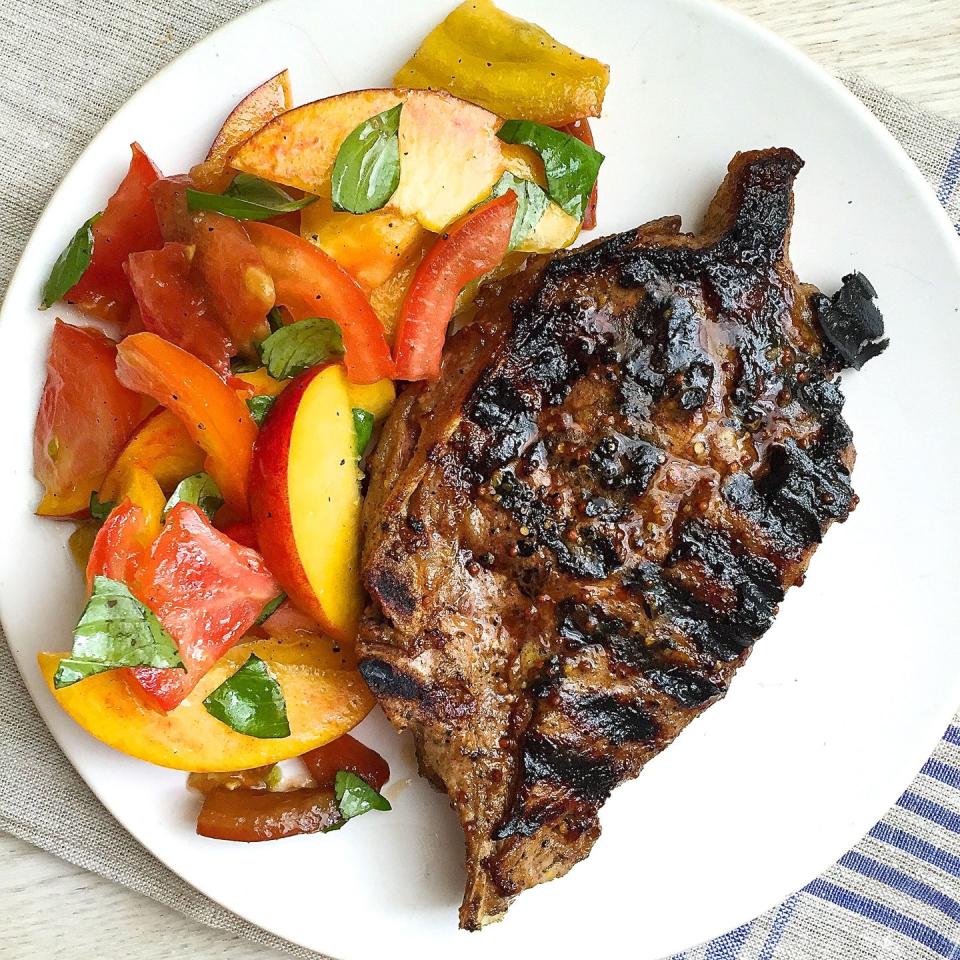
[
  {"left": 246, "top": 394, "right": 277, "bottom": 427},
  {"left": 497, "top": 120, "right": 604, "bottom": 221},
  {"left": 255, "top": 593, "right": 286, "bottom": 626},
  {"left": 89, "top": 491, "right": 117, "bottom": 522},
  {"left": 53, "top": 658, "right": 115, "bottom": 688},
  {"left": 490, "top": 172, "right": 550, "bottom": 249},
  {"left": 230, "top": 356, "right": 260, "bottom": 374},
  {"left": 334, "top": 771, "right": 391, "bottom": 822},
  {"left": 55, "top": 576, "right": 182, "bottom": 688},
  {"left": 163, "top": 472, "right": 223, "bottom": 521},
  {"left": 267, "top": 306, "right": 284, "bottom": 332},
  {"left": 186, "top": 174, "right": 317, "bottom": 222},
  {"left": 331, "top": 103, "right": 402, "bottom": 215},
  {"left": 41, "top": 213, "right": 102, "bottom": 309},
  {"left": 352, "top": 408, "right": 375, "bottom": 456},
  {"left": 203, "top": 654, "right": 290, "bottom": 739},
  {"left": 259, "top": 318, "right": 344, "bottom": 380}
]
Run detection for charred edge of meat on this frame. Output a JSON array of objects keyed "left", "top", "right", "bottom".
[
  {"left": 457, "top": 296, "right": 589, "bottom": 478},
  {"left": 814, "top": 272, "right": 888, "bottom": 370},
  {"left": 555, "top": 600, "right": 723, "bottom": 707},
  {"left": 562, "top": 692, "right": 660, "bottom": 745},
  {"left": 645, "top": 668, "right": 723, "bottom": 708},
  {"left": 722, "top": 435, "right": 854, "bottom": 557},
  {"left": 358, "top": 658, "right": 425, "bottom": 702},
  {"left": 494, "top": 734, "right": 619, "bottom": 839},
  {"left": 364, "top": 568, "right": 417, "bottom": 621},
  {"left": 627, "top": 520, "right": 785, "bottom": 662}
]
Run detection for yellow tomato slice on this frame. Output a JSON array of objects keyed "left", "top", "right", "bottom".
[{"left": 39, "top": 637, "right": 373, "bottom": 773}]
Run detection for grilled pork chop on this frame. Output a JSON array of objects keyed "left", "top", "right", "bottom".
[{"left": 358, "top": 149, "right": 886, "bottom": 929}]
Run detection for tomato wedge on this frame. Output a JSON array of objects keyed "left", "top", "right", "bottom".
[
  {"left": 129, "top": 503, "right": 280, "bottom": 711},
  {"left": 149, "top": 175, "right": 195, "bottom": 244},
  {"left": 65, "top": 143, "right": 163, "bottom": 325},
  {"left": 86, "top": 502, "right": 149, "bottom": 588},
  {"left": 243, "top": 222, "right": 393, "bottom": 384},
  {"left": 558, "top": 119, "right": 598, "bottom": 230},
  {"left": 115, "top": 333, "right": 257, "bottom": 515},
  {"left": 147, "top": 190, "right": 275, "bottom": 359},
  {"left": 192, "top": 212, "right": 274, "bottom": 358},
  {"left": 34, "top": 321, "right": 150, "bottom": 517},
  {"left": 126, "top": 243, "right": 234, "bottom": 376},
  {"left": 86, "top": 463, "right": 165, "bottom": 590},
  {"left": 196, "top": 786, "right": 338, "bottom": 841},
  {"left": 302, "top": 734, "right": 389, "bottom": 791},
  {"left": 393, "top": 192, "right": 517, "bottom": 381}
]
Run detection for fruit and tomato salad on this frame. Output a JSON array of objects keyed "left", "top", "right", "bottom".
[{"left": 31, "top": 0, "right": 608, "bottom": 842}]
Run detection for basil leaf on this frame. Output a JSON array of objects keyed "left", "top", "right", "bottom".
[
  {"left": 497, "top": 120, "right": 604, "bottom": 221},
  {"left": 53, "top": 658, "right": 115, "bottom": 687},
  {"left": 186, "top": 174, "right": 317, "bottom": 222},
  {"left": 352, "top": 408, "right": 374, "bottom": 456},
  {"left": 230, "top": 356, "right": 260, "bottom": 374},
  {"left": 334, "top": 771, "right": 391, "bottom": 822},
  {"left": 55, "top": 576, "right": 182, "bottom": 688},
  {"left": 331, "top": 103, "right": 402, "bottom": 215},
  {"left": 267, "top": 306, "right": 284, "bottom": 332},
  {"left": 490, "top": 172, "right": 550, "bottom": 249},
  {"left": 203, "top": 654, "right": 290, "bottom": 739},
  {"left": 256, "top": 593, "right": 286, "bottom": 626},
  {"left": 259, "top": 318, "right": 344, "bottom": 380},
  {"left": 89, "top": 491, "right": 117, "bottom": 522},
  {"left": 41, "top": 213, "right": 101, "bottom": 309},
  {"left": 246, "top": 394, "right": 277, "bottom": 427},
  {"left": 163, "top": 472, "right": 223, "bottom": 521}
]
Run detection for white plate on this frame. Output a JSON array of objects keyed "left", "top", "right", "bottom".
[{"left": 2, "top": 1, "right": 960, "bottom": 957}]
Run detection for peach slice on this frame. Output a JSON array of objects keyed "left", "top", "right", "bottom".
[
  {"left": 249, "top": 363, "right": 364, "bottom": 641},
  {"left": 346, "top": 378, "right": 396, "bottom": 422},
  {"left": 191, "top": 69, "right": 292, "bottom": 193},
  {"left": 39, "top": 636, "right": 373, "bottom": 772},
  {"left": 231, "top": 88, "right": 509, "bottom": 232}
]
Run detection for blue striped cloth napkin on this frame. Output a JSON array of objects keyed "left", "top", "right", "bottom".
[{"left": 0, "top": 0, "right": 959, "bottom": 954}]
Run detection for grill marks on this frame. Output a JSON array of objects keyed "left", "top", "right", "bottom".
[{"left": 359, "top": 148, "right": 870, "bottom": 929}]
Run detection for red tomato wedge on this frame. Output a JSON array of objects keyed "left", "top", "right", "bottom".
[
  {"left": 115, "top": 333, "right": 257, "bottom": 515},
  {"left": 64, "top": 143, "right": 163, "bottom": 325},
  {"left": 393, "top": 192, "right": 517, "bottom": 381},
  {"left": 86, "top": 500, "right": 153, "bottom": 591},
  {"left": 302, "top": 734, "right": 389, "bottom": 791},
  {"left": 192, "top": 212, "right": 274, "bottom": 358},
  {"left": 126, "top": 243, "right": 234, "bottom": 377},
  {"left": 149, "top": 175, "right": 195, "bottom": 243},
  {"left": 129, "top": 503, "right": 280, "bottom": 711},
  {"left": 87, "top": 465, "right": 166, "bottom": 590},
  {"left": 243, "top": 222, "right": 393, "bottom": 384},
  {"left": 196, "top": 786, "right": 338, "bottom": 841},
  {"left": 558, "top": 119, "right": 598, "bottom": 230},
  {"left": 34, "top": 321, "right": 150, "bottom": 517}
]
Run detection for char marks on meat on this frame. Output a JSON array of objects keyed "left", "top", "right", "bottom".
[{"left": 359, "top": 149, "right": 883, "bottom": 929}]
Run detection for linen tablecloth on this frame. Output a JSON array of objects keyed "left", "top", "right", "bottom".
[{"left": 2, "top": 1, "right": 960, "bottom": 957}]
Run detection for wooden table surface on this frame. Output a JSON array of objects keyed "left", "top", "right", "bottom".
[{"left": 3, "top": 2, "right": 959, "bottom": 958}]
